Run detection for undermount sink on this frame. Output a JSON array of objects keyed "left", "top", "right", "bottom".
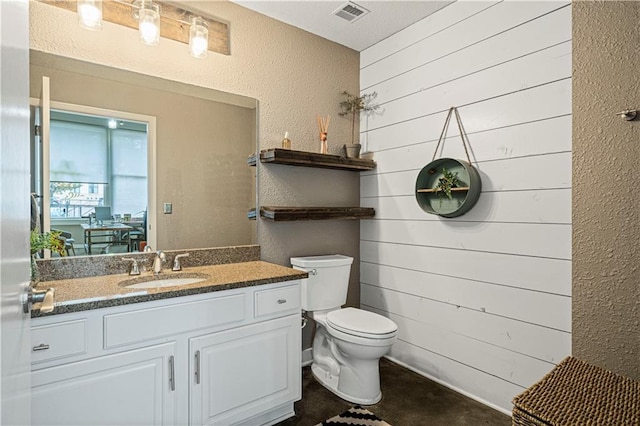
[{"left": 119, "top": 273, "right": 210, "bottom": 289}]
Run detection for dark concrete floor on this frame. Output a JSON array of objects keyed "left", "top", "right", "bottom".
[{"left": 277, "top": 358, "right": 512, "bottom": 426}]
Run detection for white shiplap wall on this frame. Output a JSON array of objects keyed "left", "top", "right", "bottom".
[{"left": 359, "top": 1, "right": 572, "bottom": 413}]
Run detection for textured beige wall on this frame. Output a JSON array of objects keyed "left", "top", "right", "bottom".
[
  {"left": 573, "top": 1, "right": 640, "bottom": 380},
  {"left": 30, "top": 1, "right": 361, "bottom": 347}
]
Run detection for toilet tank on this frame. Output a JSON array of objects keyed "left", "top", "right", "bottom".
[{"left": 290, "top": 255, "right": 353, "bottom": 311}]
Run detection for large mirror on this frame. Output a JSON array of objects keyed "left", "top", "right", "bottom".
[{"left": 29, "top": 50, "right": 257, "bottom": 257}]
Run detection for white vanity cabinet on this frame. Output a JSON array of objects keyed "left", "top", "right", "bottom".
[
  {"left": 190, "top": 313, "right": 300, "bottom": 425},
  {"left": 30, "top": 280, "right": 302, "bottom": 426},
  {"left": 32, "top": 342, "right": 178, "bottom": 426}
]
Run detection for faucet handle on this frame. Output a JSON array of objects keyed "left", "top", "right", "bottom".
[
  {"left": 172, "top": 253, "right": 190, "bottom": 271},
  {"left": 122, "top": 257, "right": 141, "bottom": 275}
]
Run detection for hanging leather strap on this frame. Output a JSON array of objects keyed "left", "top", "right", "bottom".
[{"left": 431, "top": 106, "right": 473, "bottom": 165}]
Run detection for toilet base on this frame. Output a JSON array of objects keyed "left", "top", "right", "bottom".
[{"left": 311, "top": 363, "right": 382, "bottom": 405}]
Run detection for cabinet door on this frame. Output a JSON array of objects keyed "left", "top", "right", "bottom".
[
  {"left": 190, "top": 315, "right": 301, "bottom": 425},
  {"left": 32, "top": 342, "right": 177, "bottom": 426}
]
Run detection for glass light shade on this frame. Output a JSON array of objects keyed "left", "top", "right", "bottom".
[
  {"left": 189, "top": 17, "right": 209, "bottom": 58},
  {"left": 77, "top": 0, "right": 102, "bottom": 30},
  {"left": 137, "top": 2, "right": 161, "bottom": 46}
]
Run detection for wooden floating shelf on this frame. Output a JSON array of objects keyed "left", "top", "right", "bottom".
[
  {"left": 259, "top": 148, "right": 376, "bottom": 171},
  {"left": 260, "top": 206, "right": 375, "bottom": 222},
  {"left": 416, "top": 187, "right": 470, "bottom": 193}
]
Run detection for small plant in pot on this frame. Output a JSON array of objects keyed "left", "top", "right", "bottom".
[
  {"left": 339, "top": 91, "right": 379, "bottom": 158},
  {"left": 30, "top": 229, "right": 65, "bottom": 285},
  {"left": 434, "top": 168, "right": 462, "bottom": 204}
]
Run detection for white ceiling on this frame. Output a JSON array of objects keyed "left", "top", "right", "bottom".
[{"left": 231, "top": 1, "right": 452, "bottom": 52}]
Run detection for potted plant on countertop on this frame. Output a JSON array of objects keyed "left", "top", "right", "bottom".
[
  {"left": 339, "top": 90, "right": 379, "bottom": 158},
  {"left": 30, "top": 229, "right": 65, "bottom": 285}
]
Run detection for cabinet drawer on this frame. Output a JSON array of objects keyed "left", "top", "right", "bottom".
[
  {"left": 254, "top": 284, "right": 300, "bottom": 318},
  {"left": 104, "top": 293, "right": 246, "bottom": 348},
  {"left": 31, "top": 320, "right": 87, "bottom": 364}
]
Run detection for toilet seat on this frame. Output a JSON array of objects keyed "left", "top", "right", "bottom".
[{"left": 327, "top": 307, "right": 397, "bottom": 339}]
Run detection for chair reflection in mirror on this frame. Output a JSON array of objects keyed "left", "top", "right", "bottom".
[
  {"left": 94, "top": 206, "right": 112, "bottom": 226},
  {"left": 122, "top": 210, "right": 147, "bottom": 252}
]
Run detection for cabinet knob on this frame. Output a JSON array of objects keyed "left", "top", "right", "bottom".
[{"left": 277, "top": 299, "right": 287, "bottom": 304}]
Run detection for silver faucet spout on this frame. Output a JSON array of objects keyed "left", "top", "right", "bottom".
[
  {"left": 172, "top": 253, "right": 190, "bottom": 271},
  {"left": 153, "top": 250, "right": 166, "bottom": 275},
  {"left": 122, "top": 257, "right": 141, "bottom": 276}
]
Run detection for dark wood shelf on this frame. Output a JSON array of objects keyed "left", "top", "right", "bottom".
[
  {"left": 259, "top": 148, "right": 376, "bottom": 171},
  {"left": 260, "top": 206, "right": 375, "bottom": 221}
]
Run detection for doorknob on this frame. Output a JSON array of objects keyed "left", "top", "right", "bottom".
[{"left": 23, "top": 287, "right": 55, "bottom": 314}]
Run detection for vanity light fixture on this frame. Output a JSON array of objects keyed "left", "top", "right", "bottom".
[
  {"left": 189, "top": 16, "right": 209, "bottom": 59},
  {"left": 77, "top": 0, "right": 102, "bottom": 30},
  {"left": 133, "top": 0, "right": 161, "bottom": 46},
  {"left": 57, "top": 0, "right": 229, "bottom": 56}
]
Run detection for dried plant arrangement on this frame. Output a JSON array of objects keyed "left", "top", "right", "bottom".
[
  {"left": 339, "top": 91, "right": 379, "bottom": 145},
  {"left": 317, "top": 115, "right": 331, "bottom": 154}
]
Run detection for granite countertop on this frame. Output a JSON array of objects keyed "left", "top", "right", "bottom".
[{"left": 32, "top": 261, "right": 307, "bottom": 318}]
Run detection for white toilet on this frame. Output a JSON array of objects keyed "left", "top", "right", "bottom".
[{"left": 291, "top": 254, "right": 397, "bottom": 405}]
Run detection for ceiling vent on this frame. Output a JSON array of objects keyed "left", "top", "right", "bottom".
[{"left": 333, "top": 1, "right": 370, "bottom": 23}]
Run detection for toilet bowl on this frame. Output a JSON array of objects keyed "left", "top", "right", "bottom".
[
  {"left": 290, "top": 255, "right": 398, "bottom": 405},
  {"left": 311, "top": 308, "right": 397, "bottom": 404}
]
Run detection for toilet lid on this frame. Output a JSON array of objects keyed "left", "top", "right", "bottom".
[{"left": 327, "top": 308, "right": 397, "bottom": 337}]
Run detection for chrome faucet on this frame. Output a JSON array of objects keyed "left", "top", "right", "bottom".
[
  {"left": 172, "top": 253, "right": 190, "bottom": 271},
  {"left": 122, "top": 257, "right": 141, "bottom": 276},
  {"left": 153, "top": 251, "right": 166, "bottom": 275}
]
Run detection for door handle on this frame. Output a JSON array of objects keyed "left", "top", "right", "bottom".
[{"left": 23, "top": 287, "right": 55, "bottom": 314}]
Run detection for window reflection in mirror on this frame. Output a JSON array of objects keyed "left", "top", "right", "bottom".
[{"left": 49, "top": 110, "right": 148, "bottom": 223}]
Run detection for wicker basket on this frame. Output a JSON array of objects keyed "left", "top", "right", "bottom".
[{"left": 512, "top": 356, "right": 640, "bottom": 426}]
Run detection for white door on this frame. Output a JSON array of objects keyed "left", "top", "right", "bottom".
[
  {"left": 31, "top": 342, "right": 177, "bottom": 426},
  {"left": 0, "top": 1, "right": 31, "bottom": 425},
  {"left": 190, "top": 315, "right": 301, "bottom": 425}
]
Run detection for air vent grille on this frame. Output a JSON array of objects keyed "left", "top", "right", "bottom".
[{"left": 333, "top": 2, "right": 370, "bottom": 23}]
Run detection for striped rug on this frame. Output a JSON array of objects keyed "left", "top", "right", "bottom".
[{"left": 317, "top": 406, "right": 392, "bottom": 426}]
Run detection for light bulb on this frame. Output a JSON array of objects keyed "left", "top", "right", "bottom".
[
  {"left": 189, "top": 16, "right": 209, "bottom": 59},
  {"left": 136, "top": 1, "right": 160, "bottom": 46},
  {"left": 77, "top": 0, "right": 102, "bottom": 30}
]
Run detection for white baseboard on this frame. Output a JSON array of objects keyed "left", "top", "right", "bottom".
[{"left": 301, "top": 348, "right": 313, "bottom": 367}]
